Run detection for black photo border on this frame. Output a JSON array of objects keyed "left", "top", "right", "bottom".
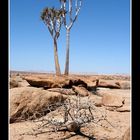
[
  {"left": 132, "top": 0, "right": 140, "bottom": 139},
  {"left": 0, "top": 0, "right": 8, "bottom": 140}
]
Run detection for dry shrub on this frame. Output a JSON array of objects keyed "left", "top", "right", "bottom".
[{"left": 21, "top": 94, "right": 114, "bottom": 138}]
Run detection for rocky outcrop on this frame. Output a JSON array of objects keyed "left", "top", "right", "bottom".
[
  {"left": 10, "top": 87, "right": 67, "bottom": 123},
  {"left": 24, "top": 76, "right": 87, "bottom": 89},
  {"left": 9, "top": 74, "right": 131, "bottom": 140}
]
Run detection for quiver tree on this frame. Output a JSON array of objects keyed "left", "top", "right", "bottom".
[
  {"left": 59, "top": 0, "right": 82, "bottom": 75},
  {"left": 41, "top": 8, "right": 64, "bottom": 75}
]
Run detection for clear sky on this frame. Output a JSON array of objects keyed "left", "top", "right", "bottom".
[{"left": 10, "top": 0, "right": 130, "bottom": 74}]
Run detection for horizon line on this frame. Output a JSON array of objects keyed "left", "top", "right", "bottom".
[{"left": 10, "top": 69, "right": 130, "bottom": 76}]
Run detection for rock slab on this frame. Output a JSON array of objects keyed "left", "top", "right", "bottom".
[
  {"left": 10, "top": 87, "right": 67, "bottom": 123},
  {"left": 102, "top": 94, "right": 124, "bottom": 107}
]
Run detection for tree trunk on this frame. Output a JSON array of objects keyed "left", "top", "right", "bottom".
[
  {"left": 64, "top": 29, "right": 70, "bottom": 75},
  {"left": 53, "top": 39, "right": 61, "bottom": 76}
]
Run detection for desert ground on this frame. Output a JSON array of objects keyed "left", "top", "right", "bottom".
[{"left": 9, "top": 71, "right": 131, "bottom": 140}]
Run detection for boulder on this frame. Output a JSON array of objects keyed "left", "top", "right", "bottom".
[
  {"left": 98, "top": 80, "right": 121, "bottom": 89},
  {"left": 10, "top": 76, "right": 29, "bottom": 88},
  {"left": 102, "top": 94, "right": 125, "bottom": 107},
  {"left": 72, "top": 86, "right": 90, "bottom": 97},
  {"left": 24, "top": 76, "right": 87, "bottom": 89},
  {"left": 10, "top": 87, "right": 67, "bottom": 123},
  {"left": 119, "top": 81, "right": 131, "bottom": 89},
  {"left": 77, "top": 77, "right": 98, "bottom": 90}
]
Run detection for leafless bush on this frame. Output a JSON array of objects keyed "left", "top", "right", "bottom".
[{"left": 21, "top": 94, "right": 115, "bottom": 138}]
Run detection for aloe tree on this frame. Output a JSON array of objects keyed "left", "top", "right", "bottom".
[
  {"left": 41, "top": 8, "right": 64, "bottom": 75},
  {"left": 59, "top": 0, "right": 82, "bottom": 75}
]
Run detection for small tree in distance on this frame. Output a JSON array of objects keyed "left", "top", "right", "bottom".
[
  {"left": 41, "top": 7, "right": 64, "bottom": 76},
  {"left": 59, "top": 0, "right": 83, "bottom": 75}
]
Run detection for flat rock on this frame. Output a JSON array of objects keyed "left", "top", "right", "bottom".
[
  {"left": 98, "top": 80, "right": 121, "bottom": 89},
  {"left": 102, "top": 94, "right": 125, "bottom": 107},
  {"left": 24, "top": 76, "right": 87, "bottom": 89}
]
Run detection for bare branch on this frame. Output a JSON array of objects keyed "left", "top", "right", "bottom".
[
  {"left": 69, "top": 0, "right": 73, "bottom": 22},
  {"left": 66, "top": 0, "right": 82, "bottom": 30}
]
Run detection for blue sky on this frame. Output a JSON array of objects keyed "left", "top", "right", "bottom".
[{"left": 10, "top": 0, "right": 131, "bottom": 74}]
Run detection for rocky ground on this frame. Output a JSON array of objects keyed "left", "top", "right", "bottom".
[{"left": 9, "top": 72, "right": 131, "bottom": 140}]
